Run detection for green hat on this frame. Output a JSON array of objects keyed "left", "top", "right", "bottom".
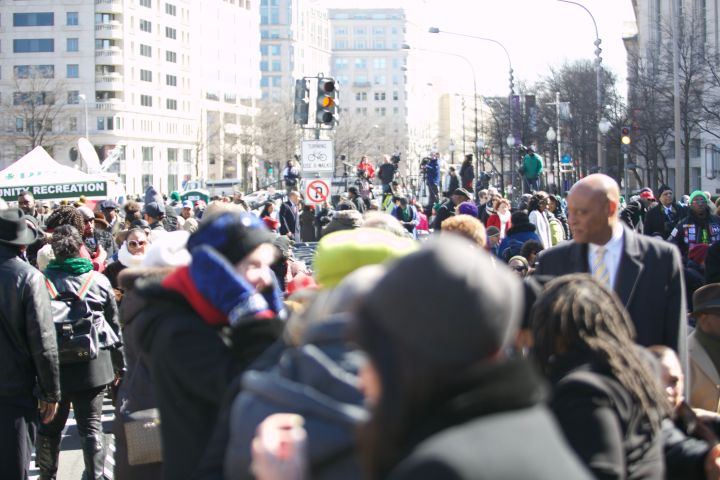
[
  {"left": 689, "top": 191, "right": 709, "bottom": 204},
  {"left": 314, "top": 228, "right": 418, "bottom": 288},
  {"left": 170, "top": 191, "right": 181, "bottom": 202}
]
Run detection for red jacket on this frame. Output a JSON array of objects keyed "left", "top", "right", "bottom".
[
  {"left": 357, "top": 162, "right": 375, "bottom": 179},
  {"left": 486, "top": 213, "right": 512, "bottom": 234}
]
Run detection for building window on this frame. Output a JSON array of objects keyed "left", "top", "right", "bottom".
[
  {"left": 374, "top": 92, "right": 386, "bottom": 101},
  {"left": 355, "top": 58, "right": 367, "bottom": 69},
  {"left": 270, "top": 45, "right": 280, "bottom": 55},
  {"left": 140, "top": 94, "right": 152, "bottom": 107},
  {"left": 355, "top": 92, "right": 367, "bottom": 101},
  {"left": 271, "top": 76, "right": 281, "bottom": 87},
  {"left": 97, "top": 117, "right": 105, "bottom": 130},
  {"left": 140, "top": 44, "right": 152, "bottom": 57},
  {"left": 16, "top": 118, "right": 24, "bottom": 132},
  {"left": 139, "top": 19, "right": 152, "bottom": 33},
  {"left": 67, "top": 38, "right": 79, "bottom": 52},
  {"left": 66, "top": 64, "right": 79, "bottom": 78},
  {"left": 140, "top": 69, "right": 152, "bottom": 81},
  {"left": 373, "top": 58, "right": 386, "bottom": 69},
  {"left": 165, "top": 3, "right": 177, "bottom": 15},
  {"left": 13, "top": 13, "right": 54, "bottom": 27},
  {"left": 165, "top": 27, "right": 176, "bottom": 39},
  {"left": 13, "top": 39, "right": 54, "bottom": 53},
  {"left": 392, "top": 91, "right": 399, "bottom": 101},
  {"left": 354, "top": 40, "right": 366, "bottom": 49},
  {"left": 271, "top": 60, "right": 281, "bottom": 71},
  {"left": 142, "top": 146, "right": 153, "bottom": 161},
  {"left": 260, "top": 61, "right": 268, "bottom": 71},
  {"left": 374, "top": 75, "right": 386, "bottom": 85},
  {"left": 260, "top": 45, "right": 268, "bottom": 55},
  {"left": 260, "top": 77, "right": 268, "bottom": 87},
  {"left": 67, "top": 90, "right": 79, "bottom": 104},
  {"left": 66, "top": 12, "right": 79, "bottom": 26},
  {"left": 69, "top": 117, "right": 78, "bottom": 131},
  {"left": 354, "top": 27, "right": 366, "bottom": 34},
  {"left": 166, "top": 74, "right": 177, "bottom": 86},
  {"left": 140, "top": 0, "right": 152, "bottom": 7},
  {"left": 166, "top": 98, "right": 177, "bottom": 110},
  {"left": 373, "top": 40, "right": 385, "bottom": 49},
  {"left": 166, "top": 50, "right": 177, "bottom": 62},
  {"left": 14, "top": 65, "right": 54, "bottom": 79}
]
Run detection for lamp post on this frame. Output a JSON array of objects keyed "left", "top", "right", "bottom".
[
  {"left": 402, "top": 44, "right": 482, "bottom": 172},
  {"left": 506, "top": 134, "right": 516, "bottom": 199},
  {"left": 78, "top": 93, "right": 89, "bottom": 139},
  {"left": 598, "top": 117, "right": 611, "bottom": 178},
  {"left": 449, "top": 139, "right": 456, "bottom": 164},
  {"left": 557, "top": 0, "right": 604, "bottom": 172},
  {"left": 546, "top": 127, "right": 557, "bottom": 192}
]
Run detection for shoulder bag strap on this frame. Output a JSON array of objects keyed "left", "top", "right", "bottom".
[{"left": 76, "top": 271, "right": 97, "bottom": 300}]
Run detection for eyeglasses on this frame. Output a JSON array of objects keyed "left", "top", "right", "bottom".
[{"left": 128, "top": 240, "right": 148, "bottom": 248}]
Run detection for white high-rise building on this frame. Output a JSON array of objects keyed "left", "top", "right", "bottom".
[
  {"left": 329, "top": 8, "right": 409, "bottom": 169},
  {"left": 259, "top": 0, "right": 331, "bottom": 101},
  {"left": 0, "top": 0, "right": 261, "bottom": 196}
]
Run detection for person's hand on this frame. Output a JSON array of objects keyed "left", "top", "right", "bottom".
[
  {"left": 705, "top": 445, "right": 720, "bottom": 480},
  {"left": 39, "top": 400, "right": 58, "bottom": 424},
  {"left": 94, "top": 244, "right": 107, "bottom": 264}
]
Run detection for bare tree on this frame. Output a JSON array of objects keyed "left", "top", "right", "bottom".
[
  {"left": 254, "top": 98, "right": 302, "bottom": 186},
  {"left": 1, "top": 70, "right": 71, "bottom": 155}
]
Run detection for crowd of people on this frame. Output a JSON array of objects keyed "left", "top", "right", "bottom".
[{"left": 3, "top": 158, "right": 720, "bottom": 480}]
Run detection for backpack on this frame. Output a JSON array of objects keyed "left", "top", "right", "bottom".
[{"left": 45, "top": 272, "right": 114, "bottom": 364}]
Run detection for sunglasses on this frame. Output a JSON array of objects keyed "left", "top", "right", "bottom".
[
  {"left": 128, "top": 240, "right": 148, "bottom": 248},
  {"left": 511, "top": 266, "right": 528, "bottom": 273}
]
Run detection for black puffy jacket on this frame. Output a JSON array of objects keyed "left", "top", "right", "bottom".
[{"left": 0, "top": 244, "right": 60, "bottom": 401}]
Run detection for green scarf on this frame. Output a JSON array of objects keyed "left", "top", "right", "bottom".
[{"left": 46, "top": 257, "right": 94, "bottom": 274}]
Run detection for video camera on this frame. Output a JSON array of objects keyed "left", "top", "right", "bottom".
[{"left": 391, "top": 153, "right": 401, "bottom": 164}]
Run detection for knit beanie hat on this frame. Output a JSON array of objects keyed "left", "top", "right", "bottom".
[
  {"left": 186, "top": 211, "right": 276, "bottom": 265},
  {"left": 486, "top": 226, "right": 500, "bottom": 238},
  {"left": 689, "top": 190, "right": 709, "bottom": 204},
  {"left": 313, "top": 228, "right": 417, "bottom": 288},
  {"left": 359, "top": 236, "right": 523, "bottom": 367},
  {"left": 457, "top": 201, "right": 479, "bottom": 218}
]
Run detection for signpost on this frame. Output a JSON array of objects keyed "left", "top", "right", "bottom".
[
  {"left": 301, "top": 140, "right": 334, "bottom": 174},
  {"left": 306, "top": 179, "right": 330, "bottom": 204}
]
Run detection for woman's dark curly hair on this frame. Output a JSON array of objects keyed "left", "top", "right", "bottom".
[
  {"left": 45, "top": 206, "right": 84, "bottom": 233},
  {"left": 527, "top": 191, "right": 549, "bottom": 213},
  {"left": 50, "top": 225, "right": 83, "bottom": 261}
]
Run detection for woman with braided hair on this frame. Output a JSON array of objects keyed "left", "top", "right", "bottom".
[{"left": 532, "top": 273, "right": 668, "bottom": 480}]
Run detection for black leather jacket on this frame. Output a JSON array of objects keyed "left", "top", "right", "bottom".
[
  {"left": 0, "top": 244, "right": 60, "bottom": 402},
  {"left": 45, "top": 266, "right": 124, "bottom": 393}
]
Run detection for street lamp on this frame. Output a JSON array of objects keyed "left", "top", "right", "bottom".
[
  {"left": 598, "top": 117, "right": 611, "bottom": 178},
  {"left": 449, "top": 139, "right": 455, "bottom": 164},
  {"left": 506, "top": 134, "right": 516, "bottom": 197},
  {"left": 402, "top": 43, "right": 482, "bottom": 171},
  {"left": 557, "top": 0, "right": 604, "bottom": 172},
  {"left": 78, "top": 93, "right": 89, "bottom": 139},
  {"left": 546, "top": 127, "right": 558, "bottom": 192}
]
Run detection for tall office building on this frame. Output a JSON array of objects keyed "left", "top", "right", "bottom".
[
  {"left": 0, "top": 0, "right": 261, "bottom": 195},
  {"left": 259, "top": 0, "right": 331, "bottom": 101},
  {"left": 329, "top": 8, "right": 410, "bottom": 169}
]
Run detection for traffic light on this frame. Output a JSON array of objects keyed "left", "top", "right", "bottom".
[
  {"left": 316, "top": 78, "right": 338, "bottom": 126},
  {"left": 293, "top": 79, "right": 309, "bottom": 125},
  {"left": 621, "top": 126, "right": 631, "bottom": 154}
]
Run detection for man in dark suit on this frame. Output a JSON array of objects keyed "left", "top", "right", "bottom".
[
  {"left": 279, "top": 191, "right": 301, "bottom": 240},
  {"left": 536, "top": 174, "right": 687, "bottom": 363},
  {"left": 644, "top": 184, "right": 686, "bottom": 239}
]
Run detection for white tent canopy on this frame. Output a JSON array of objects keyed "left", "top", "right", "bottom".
[{"left": 0, "top": 146, "right": 109, "bottom": 201}]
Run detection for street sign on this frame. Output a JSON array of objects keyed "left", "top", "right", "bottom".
[
  {"left": 301, "top": 140, "right": 334, "bottom": 174},
  {"left": 561, "top": 153, "right": 572, "bottom": 164},
  {"left": 306, "top": 179, "right": 330, "bottom": 203}
]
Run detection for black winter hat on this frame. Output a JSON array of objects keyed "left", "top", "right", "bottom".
[
  {"left": 187, "top": 211, "right": 275, "bottom": 265},
  {"left": 359, "top": 236, "right": 523, "bottom": 367}
]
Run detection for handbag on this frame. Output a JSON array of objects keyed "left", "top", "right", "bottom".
[
  {"left": 124, "top": 408, "right": 163, "bottom": 465},
  {"left": 121, "top": 355, "right": 163, "bottom": 465}
]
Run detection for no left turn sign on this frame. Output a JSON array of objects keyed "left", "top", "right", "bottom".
[{"left": 306, "top": 179, "right": 330, "bottom": 203}]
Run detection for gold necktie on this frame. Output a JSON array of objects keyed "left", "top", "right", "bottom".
[{"left": 593, "top": 247, "right": 610, "bottom": 288}]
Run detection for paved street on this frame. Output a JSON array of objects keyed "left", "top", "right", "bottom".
[{"left": 29, "top": 397, "right": 115, "bottom": 480}]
